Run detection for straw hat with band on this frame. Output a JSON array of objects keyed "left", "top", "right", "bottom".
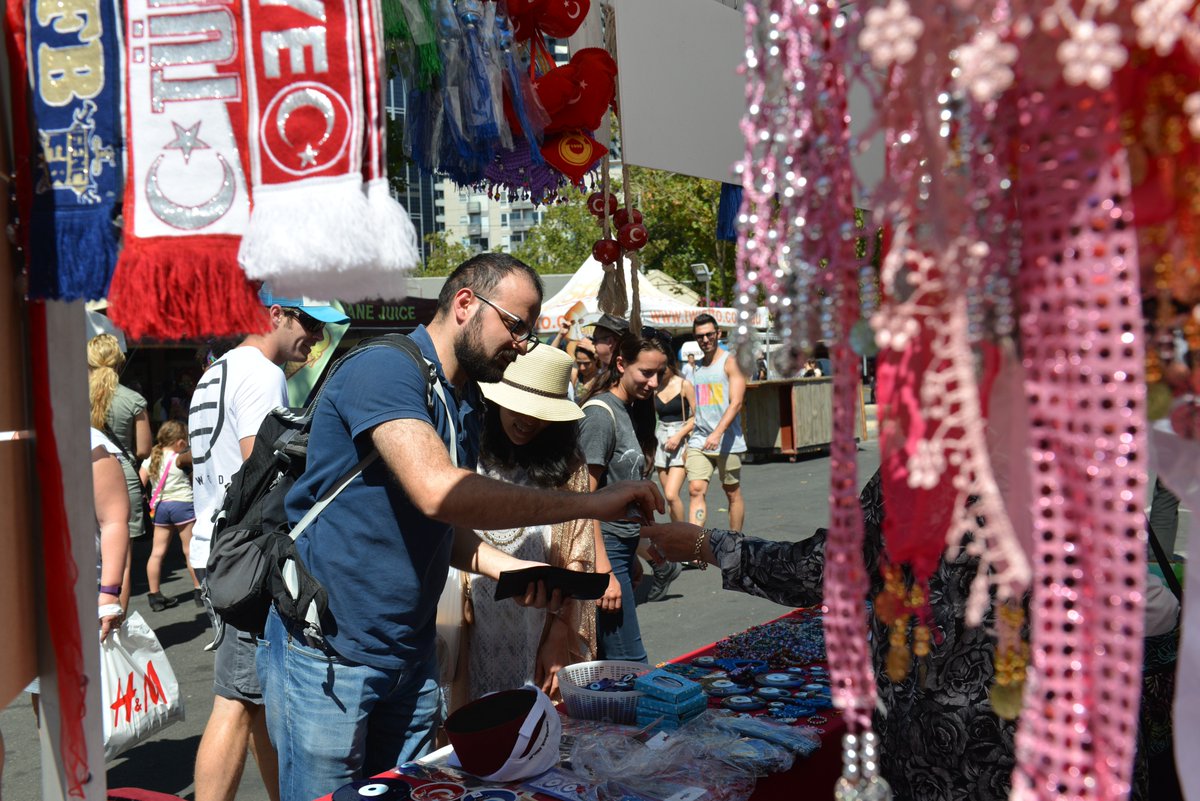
[{"left": 479, "top": 347, "right": 584, "bottom": 422}]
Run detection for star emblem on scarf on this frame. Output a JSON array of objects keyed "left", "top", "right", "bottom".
[
  {"left": 298, "top": 143, "right": 319, "bottom": 167},
  {"left": 163, "top": 121, "right": 210, "bottom": 164}
]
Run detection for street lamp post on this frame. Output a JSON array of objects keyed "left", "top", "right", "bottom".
[{"left": 690, "top": 262, "right": 712, "bottom": 306}]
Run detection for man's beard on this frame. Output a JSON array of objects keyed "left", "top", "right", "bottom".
[{"left": 455, "top": 314, "right": 514, "bottom": 383}]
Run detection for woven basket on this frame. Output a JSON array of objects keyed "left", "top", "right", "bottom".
[{"left": 558, "top": 660, "right": 649, "bottom": 724}]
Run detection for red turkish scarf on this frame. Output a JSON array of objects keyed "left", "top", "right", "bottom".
[
  {"left": 107, "top": 0, "right": 266, "bottom": 340},
  {"left": 238, "top": 0, "right": 412, "bottom": 300}
]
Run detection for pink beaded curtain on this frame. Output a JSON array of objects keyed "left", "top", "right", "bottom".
[
  {"left": 1008, "top": 70, "right": 1149, "bottom": 801},
  {"left": 727, "top": 0, "right": 1200, "bottom": 799}
]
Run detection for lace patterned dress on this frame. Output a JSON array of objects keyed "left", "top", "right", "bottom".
[{"left": 466, "top": 462, "right": 597, "bottom": 703}]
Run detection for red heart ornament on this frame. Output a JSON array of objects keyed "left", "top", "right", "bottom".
[
  {"left": 540, "top": 48, "right": 617, "bottom": 135},
  {"left": 617, "top": 222, "right": 648, "bottom": 250},
  {"left": 509, "top": 0, "right": 547, "bottom": 41},
  {"left": 592, "top": 238, "right": 621, "bottom": 264},
  {"left": 537, "top": 0, "right": 590, "bottom": 38}
]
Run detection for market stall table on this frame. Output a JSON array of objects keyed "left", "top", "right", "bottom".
[{"left": 315, "top": 609, "right": 842, "bottom": 801}]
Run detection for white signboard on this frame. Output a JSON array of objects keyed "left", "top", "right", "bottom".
[
  {"left": 612, "top": 0, "right": 883, "bottom": 202},
  {"left": 614, "top": 0, "right": 745, "bottom": 184}
]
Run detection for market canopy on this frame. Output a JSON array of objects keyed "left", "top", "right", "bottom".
[{"left": 536, "top": 257, "right": 768, "bottom": 334}]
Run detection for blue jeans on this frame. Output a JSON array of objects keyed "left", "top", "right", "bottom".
[
  {"left": 257, "top": 607, "right": 441, "bottom": 801},
  {"left": 596, "top": 532, "right": 647, "bottom": 663}
]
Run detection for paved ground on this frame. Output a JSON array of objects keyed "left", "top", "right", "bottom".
[{"left": 0, "top": 439, "right": 882, "bottom": 801}]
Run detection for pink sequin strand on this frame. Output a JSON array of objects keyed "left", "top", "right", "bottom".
[
  {"left": 1009, "top": 75, "right": 1148, "bottom": 801},
  {"left": 733, "top": 0, "right": 878, "bottom": 734}
]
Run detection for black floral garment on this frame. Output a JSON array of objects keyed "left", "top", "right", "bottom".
[{"left": 706, "top": 471, "right": 1016, "bottom": 801}]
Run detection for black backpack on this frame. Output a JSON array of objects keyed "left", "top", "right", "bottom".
[{"left": 204, "top": 334, "right": 440, "bottom": 638}]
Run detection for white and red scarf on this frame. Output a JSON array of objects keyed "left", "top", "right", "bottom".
[
  {"left": 237, "top": 0, "right": 416, "bottom": 301},
  {"left": 108, "top": 0, "right": 267, "bottom": 340}
]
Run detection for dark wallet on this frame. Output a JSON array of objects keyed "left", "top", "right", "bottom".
[{"left": 493, "top": 566, "right": 610, "bottom": 601}]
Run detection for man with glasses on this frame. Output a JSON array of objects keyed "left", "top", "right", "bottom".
[
  {"left": 686, "top": 313, "right": 748, "bottom": 532},
  {"left": 258, "top": 253, "right": 664, "bottom": 801},
  {"left": 189, "top": 287, "right": 349, "bottom": 801}
]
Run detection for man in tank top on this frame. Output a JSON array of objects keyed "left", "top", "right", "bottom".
[{"left": 685, "top": 314, "right": 747, "bottom": 531}]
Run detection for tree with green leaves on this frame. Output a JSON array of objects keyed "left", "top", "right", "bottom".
[
  {"left": 508, "top": 171, "right": 733, "bottom": 302},
  {"left": 509, "top": 187, "right": 597, "bottom": 273},
  {"left": 421, "top": 231, "right": 473, "bottom": 275},
  {"left": 624, "top": 166, "right": 733, "bottom": 305}
]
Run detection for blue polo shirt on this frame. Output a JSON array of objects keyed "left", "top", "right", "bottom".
[{"left": 286, "top": 326, "right": 480, "bottom": 669}]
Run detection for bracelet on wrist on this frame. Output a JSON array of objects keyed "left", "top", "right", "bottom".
[
  {"left": 693, "top": 529, "right": 710, "bottom": 570},
  {"left": 98, "top": 603, "right": 123, "bottom": 620},
  {"left": 98, "top": 583, "right": 122, "bottom": 596}
]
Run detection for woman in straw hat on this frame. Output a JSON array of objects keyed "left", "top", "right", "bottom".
[{"left": 462, "top": 347, "right": 606, "bottom": 705}]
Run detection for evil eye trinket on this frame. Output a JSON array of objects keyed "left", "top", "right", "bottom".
[
  {"left": 722, "top": 695, "right": 766, "bottom": 711},
  {"left": 756, "top": 672, "right": 805, "bottom": 688},
  {"left": 757, "top": 686, "right": 792, "bottom": 700},
  {"left": 702, "top": 678, "right": 744, "bottom": 697}
]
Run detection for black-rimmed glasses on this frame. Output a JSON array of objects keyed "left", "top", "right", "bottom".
[
  {"left": 695, "top": 331, "right": 720, "bottom": 341},
  {"left": 283, "top": 308, "right": 325, "bottom": 336},
  {"left": 475, "top": 293, "right": 539, "bottom": 351}
]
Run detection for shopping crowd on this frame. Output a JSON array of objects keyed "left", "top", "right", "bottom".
[{"left": 70, "top": 252, "right": 1181, "bottom": 801}]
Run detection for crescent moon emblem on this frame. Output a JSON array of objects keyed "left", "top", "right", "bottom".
[
  {"left": 276, "top": 88, "right": 336, "bottom": 147},
  {"left": 563, "top": 0, "right": 582, "bottom": 19},
  {"left": 146, "top": 153, "right": 236, "bottom": 230}
]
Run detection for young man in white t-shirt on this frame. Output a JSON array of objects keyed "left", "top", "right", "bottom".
[{"left": 189, "top": 289, "right": 348, "bottom": 801}]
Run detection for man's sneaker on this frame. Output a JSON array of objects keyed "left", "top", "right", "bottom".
[{"left": 647, "top": 561, "right": 683, "bottom": 602}]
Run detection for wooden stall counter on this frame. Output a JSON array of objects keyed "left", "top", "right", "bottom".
[{"left": 742, "top": 379, "right": 866, "bottom": 460}]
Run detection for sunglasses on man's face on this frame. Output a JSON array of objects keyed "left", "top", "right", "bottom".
[{"left": 283, "top": 308, "right": 325, "bottom": 336}]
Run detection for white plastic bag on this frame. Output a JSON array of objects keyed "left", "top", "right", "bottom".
[{"left": 100, "top": 611, "right": 185, "bottom": 760}]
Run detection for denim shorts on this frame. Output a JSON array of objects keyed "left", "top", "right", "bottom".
[
  {"left": 153, "top": 499, "right": 196, "bottom": 527},
  {"left": 214, "top": 623, "right": 264, "bottom": 704}
]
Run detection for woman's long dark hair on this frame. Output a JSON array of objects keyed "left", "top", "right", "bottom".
[
  {"left": 584, "top": 331, "right": 670, "bottom": 476},
  {"left": 479, "top": 403, "right": 582, "bottom": 489}
]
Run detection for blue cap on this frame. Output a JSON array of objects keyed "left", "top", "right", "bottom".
[{"left": 258, "top": 286, "right": 350, "bottom": 325}]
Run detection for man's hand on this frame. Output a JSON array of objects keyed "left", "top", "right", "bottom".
[
  {"left": 641, "top": 521, "right": 709, "bottom": 564},
  {"left": 598, "top": 573, "right": 622, "bottom": 613},
  {"left": 587, "top": 480, "right": 665, "bottom": 523},
  {"left": 703, "top": 433, "right": 723, "bottom": 452}
]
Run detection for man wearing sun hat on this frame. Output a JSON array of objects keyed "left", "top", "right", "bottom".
[{"left": 189, "top": 285, "right": 348, "bottom": 801}]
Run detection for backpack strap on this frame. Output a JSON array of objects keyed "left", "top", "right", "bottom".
[
  {"left": 582, "top": 398, "right": 617, "bottom": 425},
  {"left": 288, "top": 334, "right": 451, "bottom": 546}
]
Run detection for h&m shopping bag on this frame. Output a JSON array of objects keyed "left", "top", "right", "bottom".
[{"left": 100, "top": 611, "right": 184, "bottom": 760}]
